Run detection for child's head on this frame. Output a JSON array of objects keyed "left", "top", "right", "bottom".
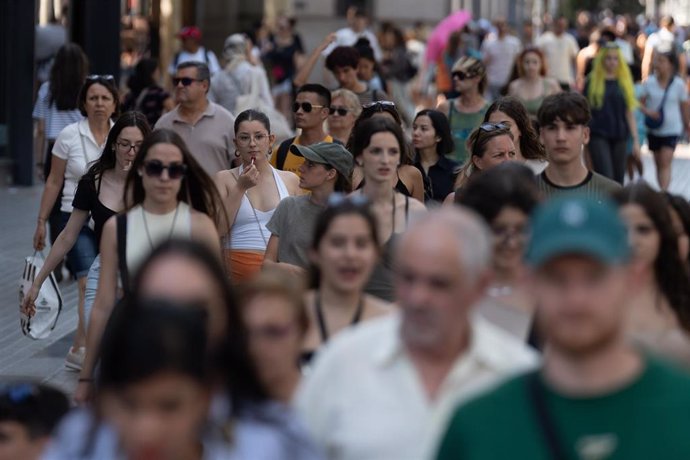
[{"left": 0, "top": 383, "right": 69, "bottom": 460}]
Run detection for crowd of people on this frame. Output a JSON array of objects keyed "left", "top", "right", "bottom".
[{"left": 9, "top": 6, "right": 690, "bottom": 460}]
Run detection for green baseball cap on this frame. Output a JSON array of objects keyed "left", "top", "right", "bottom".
[
  {"left": 525, "top": 195, "right": 630, "bottom": 267},
  {"left": 290, "top": 142, "right": 354, "bottom": 179}
]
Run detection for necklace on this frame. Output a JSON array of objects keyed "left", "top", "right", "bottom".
[
  {"left": 315, "top": 291, "right": 364, "bottom": 342},
  {"left": 141, "top": 204, "right": 180, "bottom": 250}
]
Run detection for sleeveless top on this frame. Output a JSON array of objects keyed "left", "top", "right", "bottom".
[
  {"left": 364, "top": 195, "right": 410, "bottom": 302},
  {"left": 448, "top": 100, "right": 489, "bottom": 164},
  {"left": 517, "top": 79, "right": 550, "bottom": 118},
  {"left": 125, "top": 202, "right": 192, "bottom": 276},
  {"left": 226, "top": 165, "right": 290, "bottom": 251},
  {"left": 357, "top": 175, "right": 412, "bottom": 197}
]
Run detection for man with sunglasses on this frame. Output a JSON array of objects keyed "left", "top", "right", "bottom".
[
  {"left": 270, "top": 84, "right": 341, "bottom": 175},
  {"left": 155, "top": 61, "right": 235, "bottom": 176},
  {"left": 436, "top": 195, "right": 690, "bottom": 460},
  {"left": 536, "top": 92, "right": 619, "bottom": 200}
]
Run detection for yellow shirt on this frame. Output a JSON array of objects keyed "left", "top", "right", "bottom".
[{"left": 270, "top": 134, "right": 336, "bottom": 176}]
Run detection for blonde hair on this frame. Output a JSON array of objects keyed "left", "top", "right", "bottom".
[
  {"left": 586, "top": 45, "right": 637, "bottom": 111},
  {"left": 451, "top": 56, "right": 488, "bottom": 94},
  {"left": 331, "top": 88, "right": 363, "bottom": 117}
]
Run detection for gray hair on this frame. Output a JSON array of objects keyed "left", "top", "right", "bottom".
[
  {"left": 177, "top": 61, "right": 211, "bottom": 86},
  {"left": 331, "top": 88, "right": 363, "bottom": 117},
  {"left": 402, "top": 207, "right": 492, "bottom": 284}
]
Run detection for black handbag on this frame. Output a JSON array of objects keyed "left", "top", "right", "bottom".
[{"left": 644, "top": 78, "right": 674, "bottom": 130}]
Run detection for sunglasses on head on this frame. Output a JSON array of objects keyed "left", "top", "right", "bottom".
[
  {"left": 452, "top": 70, "right": 474, "bottom": 80},
  {"left": 172, "top": 77, "right": 203, "bottom": 87},
  {"left": 327, "top": 192, "right": 369, "bottom": 208},
  {"left": 86, "top": 74, "right": 115, "bottom": 82},
  {"left": 478, "top": 122, "right": 510, "bottom": 133},
  {"left": 329, "top": 106, "right": 350, "bottom": 116},
  {"left": 363, "top": 100, "right": 396, "bottom": 110},
  {"left": 143, "top": 160, "right": 187, "bottom": 179},
  {"left": 292, "top": 102, "right": 327, "bottom": 113}
]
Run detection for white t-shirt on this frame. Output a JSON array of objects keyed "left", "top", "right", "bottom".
[
  {"left": 52, "top": 119, "right": 111, "bottom": 213},
  {"left": 481, "top": 35, "right": 522, "bottom": 86},
  {"left": 322, "top": 28, "right": 382, "bottom": 62},
  {"left": 641, "top": 75, "right": 689, "bottom": 137},
  {"left": 536, "top": 31, "right": 579, "bottom": 84},
  {"left": 168, "top": 47, "right": 221, "bottom": 75},
  {"left": 646, "top": 28, "right": 678, "bottom": 54},
  {"left": 32, "top": 82, "right": 83, "bottom": 140}
]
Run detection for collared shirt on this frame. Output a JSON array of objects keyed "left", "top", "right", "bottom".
[
  {"left": 155, "top": 101, "right": 236, "bottom": 176},
  {"left": 296, "top": 312, "right": 539, "bottom": 460},
  {"left": 413, "top": 155, "right": 460, "bottom": 203},
  {"left": 52, "top": 119, "right": 113, "bottom": 213}
]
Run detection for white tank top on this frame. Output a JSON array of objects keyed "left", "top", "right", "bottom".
[
  {"left": 227, "top": 166, "right": 290, "bottom": 251},
  {"left": 126, "top": 202, "right": 192, "bottom": 276}
]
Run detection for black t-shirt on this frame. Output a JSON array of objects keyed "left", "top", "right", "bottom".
[
  {"left": 587, "top": 79, "right": 630, "bottom": 140},
  {"left": 413, "top": 154, "right": 460, "bottom": 203},
  {"left": 72, "top": 175, "right": 117, "bottom": 249}
]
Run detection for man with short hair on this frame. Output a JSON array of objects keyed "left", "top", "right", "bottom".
[
  {"left": 436, "top": 195, "right": 690, "bottom": 459},
  {"left": 270, "top": 84, "right": 339, "bottom": 175},
  {"left": 167, "top": 26, "right": 221, "bottom": 77},
  {"left": 155, "top": 61, "right": 235, "bottom": 176},
  {"left": 296, "top": 209, "right": 538, "bottom": 460},
  {"left": 536, "top": 16, "right": 579, "bottom": 89},
  {"left": 481, "top": 18, "right": 522, "bottom": 101},
  {"left": 642, "top": 16, "right": 686, "bottom": 80},
  {"left": 325, "top": 46, "right": 389, "bottom": 106},
  {"left": 536, "top": 92, "right": 620, "bottom": 199}
]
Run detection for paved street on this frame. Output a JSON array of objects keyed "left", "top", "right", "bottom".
[{"left": 1, "top": 143, "right": 689, "bottom": 399}]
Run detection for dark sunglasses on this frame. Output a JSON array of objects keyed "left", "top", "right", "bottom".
[
  {"left": 363, "top": 100, "right": 396, "bottom": 110},
  {"left": 86, "top": 74, "right": 115, "bottom": 82},
  {"left": 478, "top": 122, "right": 510, "bottom": 133},
  {"left": 172, "top": 77, "right": 203, "bottom": 87},
  {"left": 143, "top": 160, "right": 187, "bottom": 179},
  {"left": 452, "top": 71, "right": 473, "bottom": 80},
  {"left": 329, "top": 106, "right": 350, "bottom": 116},
  {"left": 292, "top": 102, "right": 327, "bottom": 113}
]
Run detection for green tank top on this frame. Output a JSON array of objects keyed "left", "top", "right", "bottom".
[
  {"left": 448, "top": 100, "right": 489, "bottom": 164},
  {"left": 518, "top": 79, "right": 550, "bottom": 118}
]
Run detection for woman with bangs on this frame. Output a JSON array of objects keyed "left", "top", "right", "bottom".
[
  {"left": 585, "top": 43, "right": 640, "bottom": 184},
  {"left": 507, "top": 47, "right": 561, "bottom": 121}
]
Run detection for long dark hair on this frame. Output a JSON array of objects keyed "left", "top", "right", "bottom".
[
  {"left": 83, "top": 112, "right": 151, "bottom": 183},
  {"left": 349, "top": 117, "right": 407, "bottom": 164},
  {"left": 413, "top": 109, "right": 454, "bottom": 156},
  {"left": 665, "top": 193, "right": 690, "bottom": 269},
  {"left": 308, "top": 199, "right": 380, "bottom": 288},
  {"left": 612, "top": 183, "right": 690, "bottom": 331},
  {"left": 347, "top": 102, "right": 413, "bottom": 164},
  {"left": 484, "top": 97, "right": 546, "bottom": 161},
  {"left": 124, "top": 129, "right": 224, "bottom": 225},
  {"left": 126, "top": 58, "right": 159, "bottom": 95},
  {"left": 129, "top": 239, "right": 268, "bottom": 410},
  {"left": 49, "top": 43, "right": 89, "bottom": 110}
]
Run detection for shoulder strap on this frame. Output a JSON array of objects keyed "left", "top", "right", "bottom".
[
  {"left": 527, "top": 373, "right": 571, "bottom": 460},
  {"left": 404, "top": 195, "right": 410, "bottom": 223},
  {"left": 204, "top": 48, "right": 210, "bottom": 64},
  {"left": 659, "top": 77, "right": 674, "bottom": 109},
  {"left": 173, "top": 51, "right": 181, "bottom": 68},
  {"left": 116, "top": 214, "right": 130, "bottom": 295},
  {"left": 276, "top": 137, "right": 295, "bottom": 171}
]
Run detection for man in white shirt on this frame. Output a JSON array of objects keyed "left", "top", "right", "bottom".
[
  {"left": 322, "top": 6, "right": 382, "bottom": 62},
  {"left": 481, "top": 18, "right": 522, "bottom": 101},
  {"left": 642, "top": 16, "right": 686, "bottom": 80},
  {"left": 167, "top": 26, "right": 221, "bottom": 77},
  {"left": 296, "top": 208, "right": 538, "bottom": 460},
  {"left": 536, "top": 16, "right": 579, "bottom": 89}
]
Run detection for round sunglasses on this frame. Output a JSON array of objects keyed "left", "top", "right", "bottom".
[{"left": 143, "top": 160, "right": 187, "bottom": 179}]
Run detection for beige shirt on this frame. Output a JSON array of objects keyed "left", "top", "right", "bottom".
[
  {"left": 296, "top": 312, "right": 539, "bottom": 460},
  {"left": 155, "top": 101, "right": 236, "bottom": 176}
]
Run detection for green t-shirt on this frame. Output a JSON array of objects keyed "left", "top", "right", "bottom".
[
  {"left": 537, "top": 170, "right": 621, "bottom": 202},
  {"left": 448, "top": 100, "right": 489, "bottom": 164},
  {"left": 436, "top": 358, "right": 690, "bottom": 460}
]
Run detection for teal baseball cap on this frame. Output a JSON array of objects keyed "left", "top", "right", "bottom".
[
  {"left": 525, "top": 195, "right": 630, "bottom": 267},
  {"left": 290, "top": 142, "right": 354, "bottom": 179}
]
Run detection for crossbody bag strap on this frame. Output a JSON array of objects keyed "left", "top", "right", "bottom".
[
  {"left": 658, "top": 77, "right": 674, "bottom": 110},
  {"left": 527, "top": 372, "right": 571, "bottom": 460},
  {"left": 116, "top": 214, "right": 130, "bottom": 296}
]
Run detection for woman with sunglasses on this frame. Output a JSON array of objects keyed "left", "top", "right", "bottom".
[
  {"left": 327, "top": 88, "right": 362, "bottom": 144},
  {"left": 349, "top": 100, "right": 425, "bottom": 202},
  {"left": 31, "top": 75, "right": 119, "bottom": 371},
  {"left": 507, "top": 47, "right": 561, "bottom": 121},
  {"left": 411, "top": 109, "right": 458, "bottom": 203},
  {"left": 264, "top": 142, "right": 354, "bottom": 280},
  {"left": 76, "top": 128, "right": 223, "bottom": 404},
  {"left": 22, "top": 112, "right": 150, "bottom": 332},
  {"left": 302, "top": 197, "right": 392, "bottom": 365},
  {"left": 215, "top": 110, "right": 299, "bottom": 283},
  {"left": 350, "top": 117, "right": 425, "bottom": 301},
  {"left": 438, "top": 57, "right": 490, "bottom": 164}
]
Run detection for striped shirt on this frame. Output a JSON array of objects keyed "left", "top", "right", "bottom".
[
  {"left": 537, "top": 170, "right": 621, "bottom": 202},
  {"left": 32, "top": 82, "right": 83, "bottom": 140}
]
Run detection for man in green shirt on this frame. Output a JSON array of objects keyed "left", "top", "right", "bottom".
[
  {"left": 436, "top": 195, "right": 690, "bottom": 460},
  {"left": 536, "top": 92, "right": 620, "bottom": 201}
]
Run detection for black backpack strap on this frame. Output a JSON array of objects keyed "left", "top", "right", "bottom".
[
  {"left": 527, "top": 373, "right": 570, "bottom": 460},
  {"left": 204, "top": 48, "right": 210, "bottom": 64},
  {"left": 116, "top": 214, "right": 130, "bottom": 295},
  {"left": 173, "top": 51, "right": 180, "bottom": 68},
  {"left": 276, "top": 137, "right": 295, "bottom": 171}
]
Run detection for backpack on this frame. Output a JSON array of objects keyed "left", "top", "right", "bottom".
[
  {"left": 173, "top": 48, "right": 211, "bottom": 68},
  {"left": 275, "top": 137, "right": 297, "bottom": 171}
]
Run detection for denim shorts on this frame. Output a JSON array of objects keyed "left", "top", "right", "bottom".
[
  {"left": 60, "top": 212, "right": 97, "bottom": 278},
  {"left": 84, "top": 255, "right": 100, "bottom": 329}
]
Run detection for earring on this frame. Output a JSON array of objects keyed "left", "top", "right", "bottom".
[{"left": 235, "top": 151, "right": 240, "bottom": 158}]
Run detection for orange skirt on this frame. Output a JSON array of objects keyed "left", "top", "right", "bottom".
[{"left": 224, "top": 249, "right": 265, "bottom": 283}]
